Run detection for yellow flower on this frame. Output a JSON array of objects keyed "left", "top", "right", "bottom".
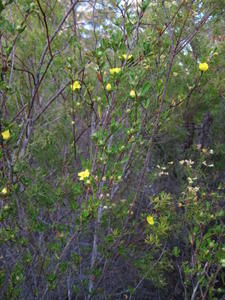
[
  {"left": 147, "top": 215, "right": 154, "bottom": 225},
  {"left": 1, "top": 129, "right": 10, "bottom": 141},
  {"left": 201, "top": 148, "right": 207, "bottom": 154},
  {"left": 199, "top": 62, "right": 208, "bottom": 72},
  {"left": 106, "top": 83, "right": 112, "bottom": 91},
  {"left": 122, "top": 54, "right": 133, "bottom": 60},
  {"left": 109, "top": 67, "right": 121, "bottom": 75},
  {"left": 1, "top": 187, "right": 8, "bottom": 195},
  {"left": 71, "top": 81, "right": 81, "bottom": 91},
  {"left": 130, "top": 90, "right": 136, "bottom": 98},
  {"left": 78, "top": 169, "right": 90, "bottom": 181}
]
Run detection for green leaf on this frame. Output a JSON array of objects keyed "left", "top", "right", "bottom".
[
  {"left": 0, "top": 1, "right": 4, "bottom": 13},
  {"left": 141, "top": 81, "right": 151, "bottom": 97},
  {"left": 172, "top": 246, "right": 180, "bottom": 257},
  {"left": 141, "top": 0, "right": 150, "bottom": 12}
]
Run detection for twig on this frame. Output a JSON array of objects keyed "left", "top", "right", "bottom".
[{"left": 36, "top": 0, "right": 53, "bottom": 58}]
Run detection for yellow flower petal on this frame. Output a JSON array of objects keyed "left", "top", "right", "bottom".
[
  {"left": 122, "top": 54, "right": 133, "bottom": 60},
  {"left": 1, "top": 129, "right": 10, "bottom": 141},
  {"left": 201, "top": 148, "right": 207, "bottom": 154},
  {"left": 147, "top": 215, "right": 154, "bottom": 225},
  {"left": 106, "top": 83, "right": 112, "bottom": 91},
  {"left": 130, "top": 90, "right": 136, "bottom": 98},
  {"left": 109, "top": 67, "right": 121, "bottom": 75},
  {"left": 199, "top": 62, "right": 208, "bottom": 72},
  {"left": 71, "top": 81, "right": 81, "bottom": 91},
  {"left": 1, "top": 187, "right": 8, "bottom": 195},
  {"left": 78, "top": 169, "right": 90, "bottom": 181}
]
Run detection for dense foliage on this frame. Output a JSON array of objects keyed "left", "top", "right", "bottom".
[{"left": 0, "top": 0, "right": 224, "bottom": 299}]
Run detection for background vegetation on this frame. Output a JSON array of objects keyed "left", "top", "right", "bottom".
[{"left": 0, "top": 0, "right": 224, "bottom": 299}]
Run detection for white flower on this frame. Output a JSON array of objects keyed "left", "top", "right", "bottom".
[
  {"left": 220, "top": 259, "right": 225, "bottom": 267},
  {"left": 209, "top": 149, "right": 214, "bottom": 154},
  {"left": 188, "top": 186, "right": 199, "bottom": 193},
  {"left": 208, "top": 164, "right": 214, "bottom": 167},
  {"left": 185, "top": 159, "right": 194, "bottom": 166},
  {"left": 187, "top": 177, "right": 193, "bottom": 184}
]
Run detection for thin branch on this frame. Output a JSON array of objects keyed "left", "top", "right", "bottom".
[
  {"left": 36, "top": 0, "right": 53, "bottom": 58},
  {"left": 34, "top": 80, "right": 70, "bottom": 122}
]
